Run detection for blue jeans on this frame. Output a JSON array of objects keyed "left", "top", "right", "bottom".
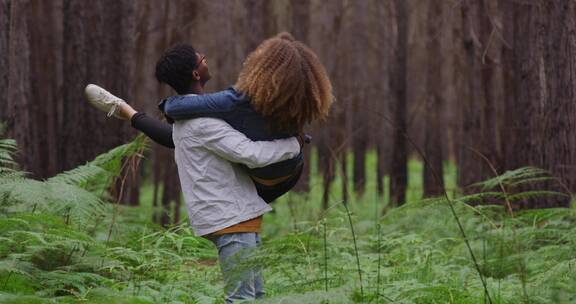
[{"left": 211, "top": 232, "right": 264, "bottom": 303}]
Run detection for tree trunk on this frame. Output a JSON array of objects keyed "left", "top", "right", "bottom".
[
  {"left": 389, "top": 0, "right": 408, "bottom": 207},
  {"left": 539, "top": 1, "right": 576, "bottom": 206},
  {"left": 61, "top": 0, "right": 133, "bottom": 172},
  {"left": 423, "top": 0, "right": 445, "bottom": 197},
  {"left": 0, "top": 0, "right": 12, "bottom": 134},
  {"left": 291, "top": 0, "right": 311, "bottom": 193},
  {"left": 243, "top": 0, "right": 276, "bottom": 53},
  {"left": 319, "top": 136, "right": 335, "bottom": 210},
  {"left": 457, "top": 0, "right": 500, "bottom": 190},
  {"left": 4, "top": 0, "right": 32, "bottom": 174}
]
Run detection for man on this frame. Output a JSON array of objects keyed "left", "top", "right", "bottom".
[{"left": 86, "top": 43, "right": 302, "bottom": 302}]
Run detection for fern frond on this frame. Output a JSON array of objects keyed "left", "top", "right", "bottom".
[
  {"left": 0, "top": 138, "right": 19, "bottom": 173},
  {"left": 471, "top": 167, "right": 551, "bottom": 190},
  {"left": 0, "top": 258, "right": 36, "bottom": 278},
  {"left": 0, "top": 179, "right": 105, "bottom": 222},
  {"left": 507, "top": 191, "right": 569, "bottom": 202},
  {"left": 48, "top": 135, "right": 147, "bottom": 189},
  {"left": 46, "top": 165, "right": 106, "bottom": 187}
]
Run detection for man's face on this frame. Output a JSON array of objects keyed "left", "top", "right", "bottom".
[{"left": 194, "top": 52, "right": 211, "bottom": 85}]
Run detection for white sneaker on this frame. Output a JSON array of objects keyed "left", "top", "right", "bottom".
[{"left": 84, "top": 84, "right": 126, "bottom": 118}]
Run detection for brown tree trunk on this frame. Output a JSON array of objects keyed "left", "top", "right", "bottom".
[
  {"left": 389, "top": 0, "right": 408, "bottom": 207},
  {"left": 60, "top": 0, "right": 133, "bottom": 172},
  {"left": 0, "top": 0, "right": 12, "bottom": 134},
  {"left": 291, "top": 0, "right": 312, "bottom": 193},
  {"left": 423, "top": 0, "right": 445, "bottom": 197},
  {"left": 352, "top": 140, "right": 367, "bottom": 198},
  {"left": 500, "top": 0, "right": 516, "bottom": 172},
  {"left": 341, "top": 149, "right": 349, "bottom": 204},
  {"left": 316, "top": 0, "right": 345, "bottom": 209},
  {"left": 243, "top": 0, "right": 276, "bottom": 53},
  {"left": 319, "top": 135, "right": 335, "bottom": 210},
  {"left": 375, "top": 0, "right": 395, "bottom": 197},
  {"left": 539, "top": 1, "right": 576, "bottom": 206},
  {"left": 4, "top": 0, "right": 33, "bottom": 173},
  {"left": 457, "top": 0, "right": 501, "bottom": 190},
  {"left": 506, "top": 2, "right": 545, "bottom": 209}
]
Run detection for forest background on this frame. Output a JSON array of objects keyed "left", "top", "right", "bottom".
[
  {"left": 2, "top": 0, "right": 576, "bottom": 217},
  {"left": 0, "top": 0, "right": 576, "bottom": 303}
]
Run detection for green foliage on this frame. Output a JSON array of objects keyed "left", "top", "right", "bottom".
[
  {"left": 0, "top": 139, "right": 19, "bottom": 173},
  {"left": 0, "top": 135, "right": 147, "bottom": 223},
  {"left": 0, "top": 138, "right": 574, "bottom": 303}
]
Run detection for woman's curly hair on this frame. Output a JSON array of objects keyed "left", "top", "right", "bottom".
[{"left": 235, "top": 32, "right": 334, "bottom": 132}]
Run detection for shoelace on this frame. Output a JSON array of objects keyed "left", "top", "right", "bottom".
[
  {"left": 97, "top": 90, "right": 120, "bottom": 117},
  {"left": 107, "top": 103, "right": 118, "bottom": 117}
]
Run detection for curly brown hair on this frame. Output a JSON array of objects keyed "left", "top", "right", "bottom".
[{"left": 235, "top": 32, "right": 333, "bottom": 132}]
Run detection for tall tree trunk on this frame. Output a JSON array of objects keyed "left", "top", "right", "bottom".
[
  {"left": 423, "top": 0, "right": 445, "bottom": 197},
  {"left": 351, "top": 1, "right": 369, "bottom": 199},
  {"left": 540, "top": 1, "right": 576, "bottom": 206},
  {"left": 0, "top": 0, "right": 12, "bottom": 134},
  {"left": 4, "top": 0, "right": 32, "bottom": 173},
  {"left": 389, "top": 0, "right": 408, "bottom": 207},
  {"left": 500, "top": 0, "right": 516, "bottom": 172},
  {"left": 291, "top": 0, "right": 311, "bottom": 192},
  {"left": 319, "top": 136, "right": 335, "bottom": 210},
  {"left": 243, "top": 0, "right": 276, "bottom": 53},
  {"left": 457, "top": 0, "right": 500, "bottom": 190},
  {"left": 317, "top": 0, "right": 345, "bottom": 209},
  {"left": 61, "top": 0, "right": 133, "bottom": 172},
  {"left": 341, "top": 149, "right": 349, "bottom": 203},
  {"left": 375, "top": 0, "right": 395, "bottom": 197},
  {"left": 25, "top": 0, "right": 63, "bottom": 178},
  {"left": 507, "top": 2, "right": 545, "bottom": 209}
]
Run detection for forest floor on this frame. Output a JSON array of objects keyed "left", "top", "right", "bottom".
[{"left": 0, "top": 147, "right": 575, "bottom": 303}]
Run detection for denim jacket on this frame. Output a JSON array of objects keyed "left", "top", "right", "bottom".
[{"left": 160, "top": 87, "right": 304, "bottom": 180}]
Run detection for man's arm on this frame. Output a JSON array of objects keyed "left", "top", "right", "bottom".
[
  {"left": 162, "top": 88, "right": 241, "bottom": 120},
  {"left": 183, "top": 118, "right": 300, "bottom": 168}
]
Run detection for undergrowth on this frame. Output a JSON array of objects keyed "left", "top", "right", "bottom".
[{"left": 0, "top": 136, "right": 574, "bottom": 303}]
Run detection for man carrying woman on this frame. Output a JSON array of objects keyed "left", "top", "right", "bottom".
[{"left": 85, "top": 32, "right": 332, "bottom": 302}]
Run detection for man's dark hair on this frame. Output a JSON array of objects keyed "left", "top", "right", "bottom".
[{"left": 155, "top": 43, "right": 199, "bottom": 94}]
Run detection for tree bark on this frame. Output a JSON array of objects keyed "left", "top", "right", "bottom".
[
  {"left": 423, "top": 0, "right": 445, "bottom": 197},
  {"left": 457, "top": 0, "right": 501, "bottom": 190},
  {"left": 291, "top": 0, "right": 312, "bottom": 192},
  {"left": 539, "top": 1, "right": 576, "bottom": 206},
  {"left": 389, "top": 0, "right": 408, "bottom": 207},
  {"left": 0, "top": 0, "right": 11, "bottom": 133}
]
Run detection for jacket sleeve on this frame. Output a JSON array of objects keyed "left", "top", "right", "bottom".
[
  {"left": 130, "top": 112, "right": 175, "bottom": 148},
  {"left": 189, "top": 118, "right": 300, "bottom": 169},
  {"left": 163, "top": 89, "right": 239, "bottom": 120}
]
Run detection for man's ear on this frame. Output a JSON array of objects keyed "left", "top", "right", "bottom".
[{"left": 192, "top": 71, "right": 200, "bottom": 80}]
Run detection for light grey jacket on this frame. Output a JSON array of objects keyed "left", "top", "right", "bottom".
[{"left": 172, "top": 117, "right": 300, "bottom": 236}]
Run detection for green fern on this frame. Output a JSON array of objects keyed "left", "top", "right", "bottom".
[
  {"left": 471, "top": 167, "right": 556, "bottom": 191},
  {"left": 0, "top": 135, "right": 147, "bottom": 223},
  {"left": 48, "top": 134, "right": 147, "bottom": 190},
  {"left": 0, "top": 132, "right": 574, "bottom": 303}
]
